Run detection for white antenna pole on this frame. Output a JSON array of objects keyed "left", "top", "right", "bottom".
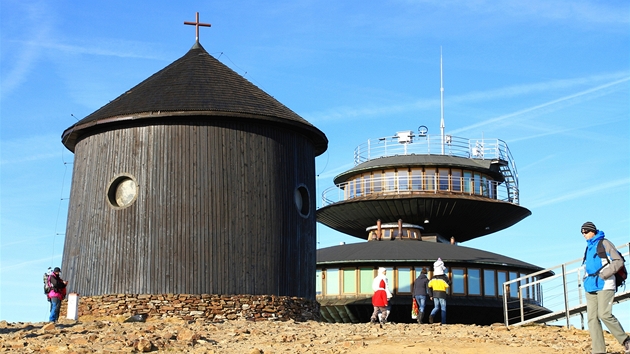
[{"left": 440, "top": 47, "right": 445, "bottom": 155}]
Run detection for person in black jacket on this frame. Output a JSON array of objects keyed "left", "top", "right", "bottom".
[{"left": 412, "top": 267, "right": 429, "bottom": 323}]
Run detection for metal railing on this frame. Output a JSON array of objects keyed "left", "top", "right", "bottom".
[
  {"left": 321, "top": 174, "right": 520, "bottom": 207},
  {"left": 354, "top": 134, "right": 513, "bottom": 166},
  {"left": 503, "top": 242, "right": 630, "bottom": 328}
]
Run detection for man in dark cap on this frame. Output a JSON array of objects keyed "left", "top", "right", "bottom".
[
  {"left": 47, "top": 267, "right": 68, "bottom": 323},
  {"left": 581, "top": 221, "right": 630, "bottom": 354}
]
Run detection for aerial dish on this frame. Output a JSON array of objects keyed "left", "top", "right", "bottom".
[{"left": 418, "top": 125, "right": 428, "bottom": 136}]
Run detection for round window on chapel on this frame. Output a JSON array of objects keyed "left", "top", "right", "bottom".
[
  {"left": 294, "top": 185, "right": 311, "bottom": 218},
  {"left": 107, "top": 174, "right": 138, "bottom": 209}
]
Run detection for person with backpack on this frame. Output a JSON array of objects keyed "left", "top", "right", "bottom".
[
  {"left": 47, "top": 267, "right": 68, "bottom": 323},
  {"left": 581, "top": 221, "right": 630, "bottom": 354},
  {"left": 428, "top": 258, "right": 450, "bottom": 325},
  {"left": 44, "top": 267, "right": 52, "bottom": 306}
]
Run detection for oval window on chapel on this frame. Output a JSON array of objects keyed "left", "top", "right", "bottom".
[
  {"left": 107, "top": 174, "right": 138, "bottom": 209},
  {"left": 294, "top": 185, "right": 311, "bottom": 217}
]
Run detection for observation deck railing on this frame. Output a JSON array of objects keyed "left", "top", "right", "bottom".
[
  {"left": 321, "top": 174, "right": 519, "bottom": 206},
  {"left": 353, "top": 134, "right": 513, "bottom": 167},
  {"left": 321, "top": 133, "right": 521, "bottom": 207}
]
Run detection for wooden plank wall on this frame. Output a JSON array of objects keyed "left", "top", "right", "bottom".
[{"left": 62, "top": 119, "right": 317, "bottom": 299}]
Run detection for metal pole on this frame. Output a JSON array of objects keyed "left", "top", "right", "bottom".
[
  {"left": 440, "top": 47, "right": 445, "bottom": 155},
  {"left": 519, "top": 283, "right": 525, "bottom": 323},
  {"left": 562, "top": 264, "right": 570, "bottom": 328},
  {"left": 503, "top": 283, "right": 509, "bottom": 327}
]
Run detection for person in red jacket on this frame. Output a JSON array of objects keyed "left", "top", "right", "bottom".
[
  {"left": 47, "top": 267, "right": 68, "bottom": 323},
  {"left": 370, "top": 267, "right": 392, "bottom": 325}
]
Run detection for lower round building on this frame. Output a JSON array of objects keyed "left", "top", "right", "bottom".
[
  {"left": 316, "top": 227, "right": 548, "bottom": 324},
  {"left": 316, "top": 130, "right": 551, "bottom": 324}
]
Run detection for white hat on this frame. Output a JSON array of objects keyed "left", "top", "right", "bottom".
[{"left": 433, "top": 258, "right": 445, "bottom": 275}]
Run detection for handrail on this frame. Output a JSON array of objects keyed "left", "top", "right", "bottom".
[
  {"left": 321, "top": 174, "right": 520, "bottom": 207},
  {"left": 503, "top": 242, "right": 630, "bottom": 328},
  {"left": 354, "top": 134, "right": 511, "bottom": 166}
]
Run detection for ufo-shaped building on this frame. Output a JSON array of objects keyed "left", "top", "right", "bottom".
[{"left": 315, "top": 130, "right": 549, "bottom": 324}]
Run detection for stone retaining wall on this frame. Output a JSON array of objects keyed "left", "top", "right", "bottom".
[{"left": 59, "top": 294, "right": 321, "bottom": 322}]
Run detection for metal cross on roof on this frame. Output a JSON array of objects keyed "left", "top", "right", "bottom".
[{"left": 184, "top": 12, "right": 211, "bottom": 42}]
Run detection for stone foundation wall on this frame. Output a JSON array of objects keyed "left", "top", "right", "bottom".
[{"left": 59, "top": 294, "right": 320, "bottom": 322}]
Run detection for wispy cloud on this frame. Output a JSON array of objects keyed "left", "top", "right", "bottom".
[
  {"left": 0, "top": 255, "right": 61, "bottom": 273},
  {"left": 0, "top": 2, "right": 52, "bottom": 98},
  {"left": 449, "top": 76, "right": 630, "bottom": 135},
  {"left": 406, "top": 0, "right": 629, "bottom": 25},
  {"left": 508, "top": 115, "right": 628, "bottom": 144},
  {"left": 307, "top": 98, "right": 437, "bottom": 122},
  {"left": 306, "top": 72, "right": 629, "bottom": 123},
  {"left": 17, "top": 39, "right": 166, "bottom": 61},
  {"left": 0, "top": 134, "right": 72, "bottom": 165},
  {"left": 529, "top": 178, "right": 630, "bottom": 208},
  {"left": 1, "top": 3, "right": 165, "bottom": 99},
  {"left": 450, "top": 73, "right": 628, "bottom": 105}
]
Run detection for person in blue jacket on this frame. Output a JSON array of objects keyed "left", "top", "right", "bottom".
[{"left": 581, "top": 221, "right": 630, "bottom": 354}]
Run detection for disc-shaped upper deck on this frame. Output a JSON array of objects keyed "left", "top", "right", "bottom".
[{"left": 317, "top": 132, "right": 531, "bottom": 242}]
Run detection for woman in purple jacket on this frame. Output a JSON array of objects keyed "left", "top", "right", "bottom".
[{"left": 47, "top": 267, "right": 68, "bottom": 323}]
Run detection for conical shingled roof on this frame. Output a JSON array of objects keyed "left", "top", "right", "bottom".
[{"left": 62, "top": 42, "right": 327, "bottom": 154}]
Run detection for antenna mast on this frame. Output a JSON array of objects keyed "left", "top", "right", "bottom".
[{"left": 440, "top": 47, "right": 445, "bottom": 154}]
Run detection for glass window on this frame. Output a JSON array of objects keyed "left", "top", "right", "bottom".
[
  {"left": 468, "top": 269, "right": 481, "bottom": 295},
  {"left": 348, "top": 180, "right": 355, "bottom": 198},
  {"left": 426, "top": 169, "right": 436, "bottom": 191},
  {"left": 360, "top": 268, "right": 374, "bottom": 294},
  {"left": 463, "top": 171, "right": 472, "bottom": 193},
  {"left": 488, "top": 178, "right": 496, "bottom": 199},
  {"left": 343, "top": 269, "right": 356, "bottom": 293},
  {"left": 474, "top": 173, "right": 481, "bottom": 195},
  {"left": 397, "top": 268, "right": 412, "bottom": 293},
  {"left": 439, "top": 169, "right": 449, "bottom": 191},
  {"left": 316, "top": 269, "right": 322, "bottom": 295},
  {"left": 385, "top": 171, "right": 395, "bottom": 191},
  {"left": 481, "top": 176, "right": 490, "bottom": 197},
  {"left": 385, "top": 268, "right": 394, "bottom": 284},
  {"left": 364, "top": 175, "right": 372, "bottom": 195},
  {"left": 398, "top": 170, "right": 409, "bottom": 191},
  {"left": 497, "top": 271, "right": 507, "bottom": 296},
  {"left": 355, "top": 178, "right": 362, "bottom": 197},
  {"left": 373, "top": 172, "right": 382, "bottom": 192},
  {"left": 411, "top": 169, "right": 422, "bottom": 190},
  {"left": 484, "top": 269, "right": 496, "bottom": 297},
  {"left": 452, "top": 170, "right": 462, "bottom": 192},
  {"left": 326, "top": 269, "right": 339, "bottom": 295},
  {"left": 509, "top": 272, "right": 518, "bottom": 298},
  {"left": 451, "top": 268, "right": 465, "bottom": 294}
]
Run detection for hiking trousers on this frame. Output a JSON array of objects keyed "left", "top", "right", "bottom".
[
  {"left": 49, "top": 297, "right": 61, "bottom": 322},
  {"left": 585, "top": 290, "right": 629, "bottom": 353}
]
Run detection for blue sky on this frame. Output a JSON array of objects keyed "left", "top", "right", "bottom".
[{"left": 1, "top": 0, "right": 628, "bottom": 324}]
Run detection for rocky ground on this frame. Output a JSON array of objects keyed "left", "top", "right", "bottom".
[{"left": 1, "top": 317, "right": 628, "bottom": 353}]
